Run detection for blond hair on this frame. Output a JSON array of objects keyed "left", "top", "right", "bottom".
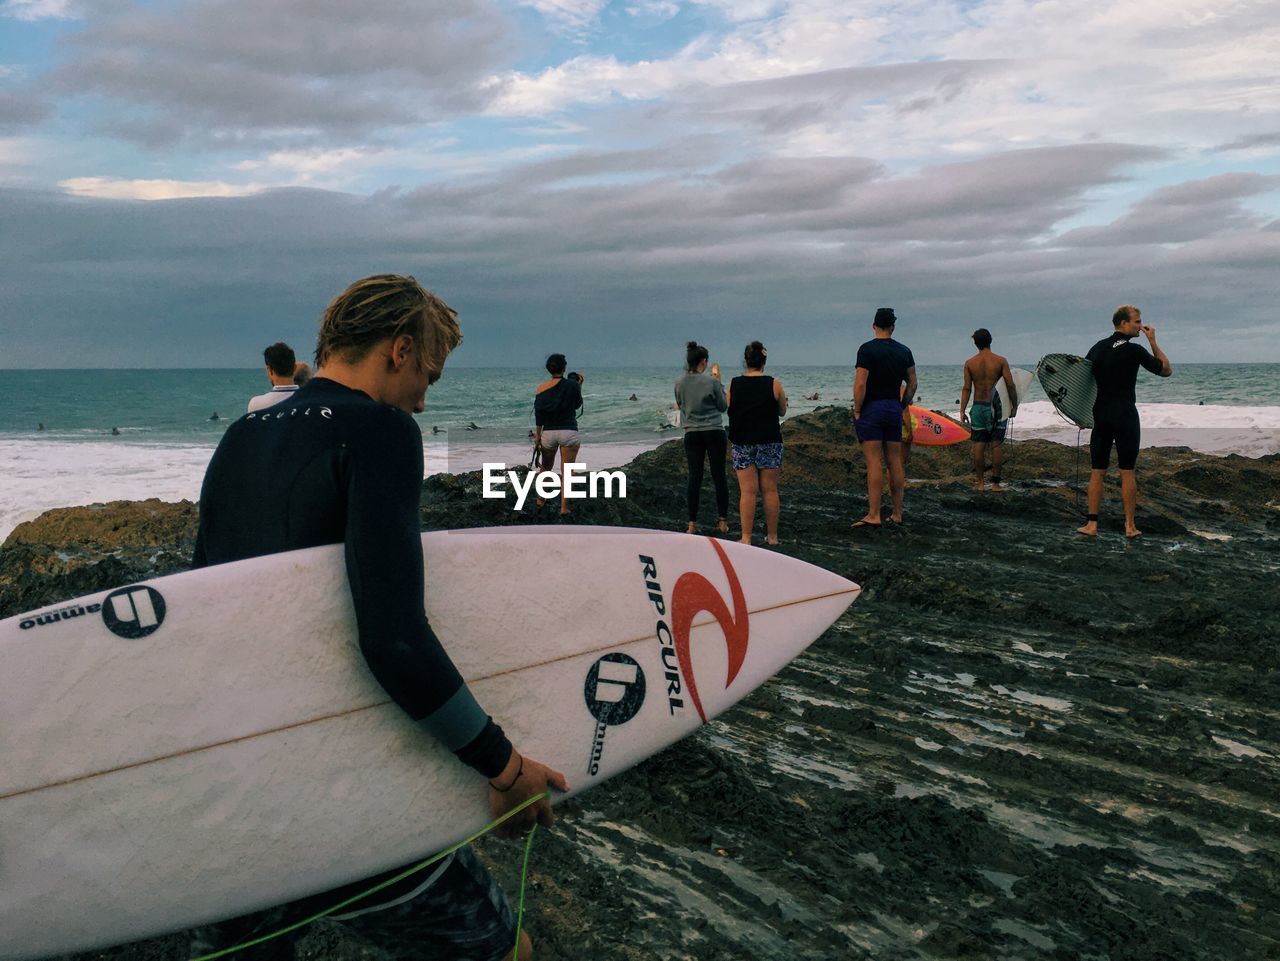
[{"left": 315, "top": 274, "right": 462, "bottom": 370}]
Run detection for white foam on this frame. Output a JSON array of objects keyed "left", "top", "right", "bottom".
[
  {"left": 0, "top": 441, "right": 215, "bottom": 544},
  {"left": 0, "top": 437, "right": 659, "bottom": 544},
  {"left": 961, "top": 402, "right": 1280, "bottom": 458}
]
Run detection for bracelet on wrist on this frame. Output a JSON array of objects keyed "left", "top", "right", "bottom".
[{"left": 489, "top": 754, "right": 524, "bottom": 793}]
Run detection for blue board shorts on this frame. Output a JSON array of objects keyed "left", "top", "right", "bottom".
[
  {"left": 969, "top": 397, "right": 1007, "bottom": 443},
  {"left": 855, "top": 398, "right": 904, "bottom": 443},
  {"left": 731, "top": 442, "right": 784, "bottom": 470}
]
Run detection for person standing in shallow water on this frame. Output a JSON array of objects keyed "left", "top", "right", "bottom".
[
  {"left": 1077, "top": 304, "right": 1172, "bottom": 539},
  {"left": 727, "top": 341, "right": 787, "bottom": 545},
  {"left": 852, "top": 307, "right": 916, "bottom": 527},
  {"left": 959, "top": 328, "right": 1018, "bottom": 492},
  {"left": 675, "top": 341, "right": 729, "bottom": 536}
]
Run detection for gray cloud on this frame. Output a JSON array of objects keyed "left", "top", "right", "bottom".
[
  {"left": 0, "top": 90, "right": 52, "bottom": 133},
  {"left": 1058, "top": 173, "right": 1280, "bottom": 247},
  {"left": 54, "top": 0, "right": 515, "bottom": 148},
  {"left": 2, "top": 140, "right": 1277, "bottom": 367},
  {"left": 667, "top": 60, "right": 1010, "bottom": 133},
  {"left": 1213, "top": 131, "right": 1280, "bottom": 152}
]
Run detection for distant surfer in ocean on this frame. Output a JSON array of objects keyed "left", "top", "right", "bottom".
[
  {"left": 852, "top": 307, "right": 916, "bottom": 527},
  {"left": 675, "top": 341, "right": 729, "bottom": 535},
  {"left": 194, "top": 274, "right": 566, "bottom": 960},
  {"left": 1076, "top": 304, "right": 1172, "bottom": 538},
  {"left": 960, "top": 328, "right": 1018, "bottom": 492},
  {"left": 247, "top": 342, "right": 301, "bottom": 413}
]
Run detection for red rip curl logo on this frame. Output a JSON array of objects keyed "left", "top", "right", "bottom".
[{"left": 671, "top": 539, "right": 750, "bottom": 722}]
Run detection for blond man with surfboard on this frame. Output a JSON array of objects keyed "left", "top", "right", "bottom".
[{"left": 194, "top": 274, "right": 565, "bottom": 961}]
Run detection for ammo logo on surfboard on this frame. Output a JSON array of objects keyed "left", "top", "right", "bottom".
[
  {"left": 584, "top": 653, "right": 646, "bottom": 776},
  {"left": 101, "top": 586, "right": 167, "bottom": 639}
]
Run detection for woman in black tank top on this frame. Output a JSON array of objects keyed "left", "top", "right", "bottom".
[{"left": 726, "top": 341, "right": 788, "bottom": 545}]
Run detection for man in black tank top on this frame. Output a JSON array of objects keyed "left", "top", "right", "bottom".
[{"left": 1076, "top": 304, "right": 1172, "bottom": 539}]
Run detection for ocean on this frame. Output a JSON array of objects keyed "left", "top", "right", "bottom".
[{"left": 2, "top": 364, "right": 1278, "bottom": 541}]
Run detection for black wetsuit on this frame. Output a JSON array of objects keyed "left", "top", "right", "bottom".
[
  {"left": 1085, "top": 333, "right": 1164, "bottom": 470},
  {"left": 193, "top": 377, "right": 512, "bottom": 912}
]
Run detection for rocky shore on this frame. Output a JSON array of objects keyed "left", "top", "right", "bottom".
[{"left": 4, "top": 407, "right": 1279, "bottom": 961}]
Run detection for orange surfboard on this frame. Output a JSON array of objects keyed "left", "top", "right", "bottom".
[{"left": 908, "top": 406, "right": 969, "bottom": 446}]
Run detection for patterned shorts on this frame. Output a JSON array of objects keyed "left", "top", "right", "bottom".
[
  {"left": 731, "top": 442, "right": 784, "bottom": 471},
  {"left": 969, "top": 398, "right": 1007, "bottom": 443},
  {"left": 192, "top": 846, "right": 518, "bottom": 961}
]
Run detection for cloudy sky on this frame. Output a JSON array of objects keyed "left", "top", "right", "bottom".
[{"left": 1, "top": 0, "right": 1277, "bottom": 367}]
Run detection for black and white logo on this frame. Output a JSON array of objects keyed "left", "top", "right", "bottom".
[
  {"left": 584, "top": 654, "right": 645, "bottom": 725},
  {"left": 101, "top": 586, "right": 166, "bottom": 639},
  {"left": 584, "top": 654, "right": 645, "bottom": 777}
]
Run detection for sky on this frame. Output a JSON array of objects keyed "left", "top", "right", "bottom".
[{"left": 1, "top": 0, "right": 1278, "bottom": 367}]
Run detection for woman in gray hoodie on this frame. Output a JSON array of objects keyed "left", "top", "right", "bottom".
[{"left": 674, "top": 341, "right": 729, "bottom": 535}]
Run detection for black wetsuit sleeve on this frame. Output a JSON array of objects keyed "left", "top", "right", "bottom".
[
  {"left": 1135, "top": 344, "right": 1163, "bottom": 374},
  {"left": 344, "top": 411, "right": 512, "bottom": 778}
]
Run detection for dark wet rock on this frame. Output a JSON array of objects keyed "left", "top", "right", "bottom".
[{"left": 5, "top": 408, "right": 1280, "bottom": 960}]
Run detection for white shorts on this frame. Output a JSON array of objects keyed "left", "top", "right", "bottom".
[{"left": 540, "top": 428, "right": 581, "bottom": 449}]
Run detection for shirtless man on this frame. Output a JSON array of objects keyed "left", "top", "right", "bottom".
[{"left": 959, "top": 329, "right": 1017, "bottom": 492}]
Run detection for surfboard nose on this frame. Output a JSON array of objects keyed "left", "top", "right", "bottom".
[{"left": 675, "top": 537, "right": 860, "bottom": 722}]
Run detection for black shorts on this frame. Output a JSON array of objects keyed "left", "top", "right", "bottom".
[{"left": 1091, "top": 406, "right": 1140, "bottom": 470}]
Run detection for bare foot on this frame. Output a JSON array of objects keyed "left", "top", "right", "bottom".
[
  {"left": 766, "top": 538, "right": 779, "bottom": 546},
  {"left": 989, "top": 483, "right": 1007, "bottom": 493},
  {"left": 972, "top": 482, "right": 985, "bottom": 492},
  {"left": 686, "top": 522, "right": 697, "bottom": 535},
  {"left": 1076, "top": 523, "right": 1098, "bottom": 537},
  {"left": 889, "top": 514, "right": 903, "bottom": 524},
  {"left": 536, "top": 496, "right": 545, "bottom": 508},
  {"left": 738, "top": 537, "right": 752, "bottom": 545},
  {"left": 717, "top": 518, "right": 729, "bottom": 534},
  {"left": 1125, "top": 527, "right": 1142, "bottom": 539}
]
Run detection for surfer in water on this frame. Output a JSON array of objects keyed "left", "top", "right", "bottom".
[
  {"left": 194, "top": 274, "right": 566, "bottom": 961},
  {"left": 1076, "top": 304, "right": 1172, "bottom": 539},
  {"left": 959, "top": 328, "right": 1018, "bottom": 492},
  {"left": 852, "top": 307, "right": 916, "bottom": 527}
]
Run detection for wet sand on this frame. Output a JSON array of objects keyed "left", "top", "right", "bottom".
[{"left": 4, "top": 407, "right": 1278, "bottom": 960}]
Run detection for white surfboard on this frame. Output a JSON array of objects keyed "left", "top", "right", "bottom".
[
  {"left": 994, "top": 366, "right": 1034, "bottom": 417},
  {"left": 0, "top": 526, "right": 859, "bottom": 960}
]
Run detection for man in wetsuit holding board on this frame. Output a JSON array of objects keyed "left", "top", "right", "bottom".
[
  {"left": 194, "top": 274, "right": 566, "bottom": 960},
  {"left": 1076, "top": 304, "right": 1172, "bottom": 539}
]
